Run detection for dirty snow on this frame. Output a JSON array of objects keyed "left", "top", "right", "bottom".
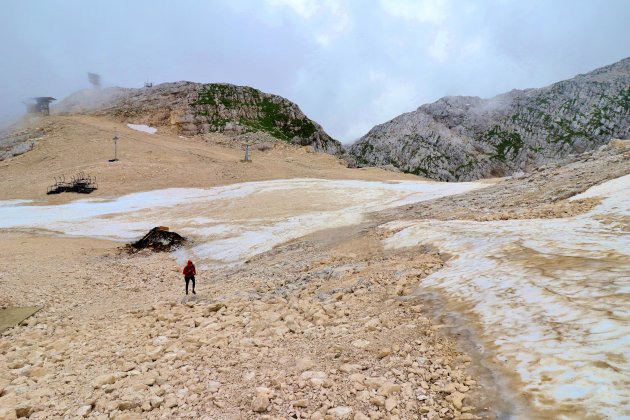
[
  {"left": 384, "top": 174, "right": 630, "bottom": 418},
  {"left": 0, "top": 178, "right": 484, "bottom": 265}
]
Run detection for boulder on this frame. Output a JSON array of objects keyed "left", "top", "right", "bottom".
[
  {"left": 328, "top": 406, "right": 353, "bottom": 418},
  {"left": 92, "top": 374, "right": 116, "bottom": 388}
]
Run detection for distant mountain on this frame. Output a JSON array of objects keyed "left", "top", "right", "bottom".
[
  {"left": 349, "top": 57, "right": 630, "bottom": 180},
  {"left": 57, "top": 82, "right": 343, "bottom": 155}
]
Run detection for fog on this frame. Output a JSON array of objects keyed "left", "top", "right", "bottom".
[{"left": 1, "top": 0, "right": 629, "bottom": 142}]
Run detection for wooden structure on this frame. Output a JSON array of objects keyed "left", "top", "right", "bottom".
[{"left": 26, "top": 97, "right": 56, "bottom": 116}]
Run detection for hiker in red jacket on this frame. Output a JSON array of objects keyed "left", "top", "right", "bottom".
[{"left": 182, "top": 260, "right": 196, "bottom": 295}]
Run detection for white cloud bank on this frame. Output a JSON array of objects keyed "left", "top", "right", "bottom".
[{"left": 1, "top": 0, "right": 629, "bottom": 143}]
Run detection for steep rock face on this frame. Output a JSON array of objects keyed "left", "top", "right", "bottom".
[
  {"left": 57, "top": 82, "right": 343, "bottom": 155},
  {"left": 350, "top": 57, "right": 630, "bottom": 180}
]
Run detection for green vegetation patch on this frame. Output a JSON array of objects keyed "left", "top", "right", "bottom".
[
  {"left": 479, "top": 125, "right": 524, "bottom": 161},
  {"left": 402, "top": 153, "right": 446, "bottom": 178},
  {"left": 452, "top": 160, "right": 475, "bottom": 180},
  {"left": 191, "top": 83, "right": 324, "bottom": 144},
  {"left": 404, "top": 166, "right": 429, "bottom": 177},
  {"left": 614, "top": 86, "right": 630, "bottom": 111}
]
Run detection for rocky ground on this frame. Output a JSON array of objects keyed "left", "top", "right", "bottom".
[
  {"left": 378, "top": 139, "right": 630, "bottom": 223},
  {"left": 1, "top": 115, "right": 628, "bottom": 419},
  {"left": 0, "top": 224, "right": 492, "bottom": 420},
  {"left": 0, "top": 115, "right": 488, "bottom": 420},
  {"left": 0, "top": 115, "right": 417, "bottom": 203},
  {"left": 0, "top": 118, "right": 56, "bottom": 161}
]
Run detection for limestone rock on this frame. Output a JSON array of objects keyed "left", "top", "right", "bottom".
[
  {"left": 207, "top": 381, "right": 221, "bottom": 392},
  {"left": 365, "top": 376, "right": 385, "bottom": 390},
  {"left": 56, "top": 82, "right": 344, "bottom": 155},
  {"left": 385, "top": 396, "right": 398, "bottom": 412},
  {"left": 442, "top": 383, "right": 458, "bottom": 394},
  {"left": 296, "top": 357, "right": 315, "bottom": 371},
  {"left": 377, "top": 382, "right": 401, "bottom": 397},
  {"left": 377, "top": 347, "right": 391, "bottom": 359},
  {"left": 349, "top": 57, "right": 630, "bottom": 180},
  {"left": 351, "top": 339, "right": 370, "bottom": 349},
  {"left": 291, "top": 399, "right": 309, "bottom": 408},
  {"left": 204, "top": 302, "right": 226, "bottom": 315},
  {"left": 92, "top": 374, "right": 116, "bottom": 388},
  {"left": 300, "top": 371, "right": 328, "bottom": 387},
  {"left": 251, "top": 395, "right": 270, "bottom": 412},
  {"left": 450, "top": 391, "right": 466, "bottom": 410},
  {"left": 328, "top": 406, "right": 353, "bottom": 418},
  {"left": 76, "top": 405, "right": 92, "bottom": 417},
  {"left": 149, "top": 396, "right": 164, "bottom": 408},
  {"left": 354, "top": 412, "right": 370, "bottom": 420},
  {"left": 0, "top": 393, "right": 17, "bottom": 420},
  {"left": 363, "top": 318, "right": 381, "bottom": 331},
  {"left": 339, "top": 363, "right": 362, "bottom": 373},
  {"left": 117, "top": 399, "right": 141, "bottom": 411}
]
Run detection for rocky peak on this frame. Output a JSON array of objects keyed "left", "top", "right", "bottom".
[
  {"left": 56, "top": 82, "right": 343, "bottom": 155},
  {"left": 349, "top": 57, "right": 630, "bottom": 180}
]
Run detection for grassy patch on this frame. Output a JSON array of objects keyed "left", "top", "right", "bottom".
[
  {"left": 479, "top": 125, "right": 523, "bottom": 161},
  {"left": 191, "top": 83, "right": 327, "bottom": 144}
]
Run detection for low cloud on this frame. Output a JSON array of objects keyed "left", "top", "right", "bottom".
[{"left": 1, "top": 0, "right": 629, "bottom": 143}]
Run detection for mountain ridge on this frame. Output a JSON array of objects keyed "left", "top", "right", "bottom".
[
  {"left": 349, "top": 57, "right": 630, "bottom": 180},
  {"left": 56, "top": 81, "right": 343, "bottom": 155}
]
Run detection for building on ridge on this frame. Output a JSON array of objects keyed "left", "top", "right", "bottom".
[{"left": 26, "top": 97, "right": 56, "bottom": 116}]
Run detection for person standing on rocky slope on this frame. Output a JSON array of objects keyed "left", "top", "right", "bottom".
[{"left": 182, "top": 260, "right": 196, "bottom": 295}]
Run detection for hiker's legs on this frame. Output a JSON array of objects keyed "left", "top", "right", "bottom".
[
  {"left": 185, "top": 277, "right": 190, "bottom": 294},
  {"left": 191, "top": 276, "right": 196, "bottom": 294}
]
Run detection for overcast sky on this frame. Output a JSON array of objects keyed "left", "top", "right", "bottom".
[{"left": 1, "top": 0, "right": 629, "bottom": 142}]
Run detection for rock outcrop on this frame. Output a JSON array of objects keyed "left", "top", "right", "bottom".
[
  {"left": 0, "top": 118, "right": 72, "bottom": 162},
  {"left": 349, "top": 57, "right": 630, "bottom": 180},
  {"left": 56, "top": 82, "right": 343, "bottom": 155},
  {"left": 0, "top": 123, "right": 46, "bottom": 161}
]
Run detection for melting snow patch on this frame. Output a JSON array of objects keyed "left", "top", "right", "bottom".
[
  {"left": 127, "top": 124, "right": 157, "bottom": 134},
  {"left": 383, "top": 174, "right": 630, "bottom": 418},
  {"left": 0, "top": 178, "right": 486, "bottom": 265}
]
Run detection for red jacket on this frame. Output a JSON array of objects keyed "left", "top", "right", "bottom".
[{"left": 183, "top": 261, "right": 196, "bottom": 277}]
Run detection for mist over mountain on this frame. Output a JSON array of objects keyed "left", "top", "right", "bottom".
[
  {"left": 57, "top": 82, "right": 343, "bottom": 154},
  {"left": 349, "top": 57, "right": 630, "bottom": 180}
]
